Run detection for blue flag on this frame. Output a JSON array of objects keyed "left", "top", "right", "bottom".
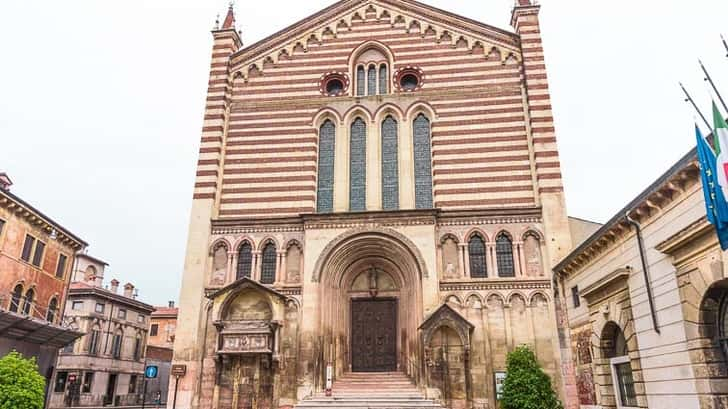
[{"left": 696, "top": 125, "right": 728, "bottom": 250}]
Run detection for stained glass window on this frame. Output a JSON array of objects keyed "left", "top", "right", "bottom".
[
  {"left": 381, "top": 116, "right": 399, "bottom": 210},
  {"left": 317, "top": 120, "right": 336, "bottom": 212},
  {"left": 379, "top": 64, "right": 389, "bottom": 94},
  {"left": 413, "top": 114, "right": 433, "bottom": 209},
  {"left": 357, "top": 66, "right": 365, "bottom": 96},
  {"left": 260, "top": 242, "right": 277, "bottom": 284},
  {"left": 350, "top": 118, "right": 367, "bottom": 211},
  {"left": 469, "top": 235, "right": 487, "bottom": 278},
  {"left": 237, "top": 242, "right": 252, "bottom": 279},
  {"left": 496, "top": 233, "right": 515, "bottom": 277},
  {"left": 367, "top": 65, "right": 377, "bottom": 96}
]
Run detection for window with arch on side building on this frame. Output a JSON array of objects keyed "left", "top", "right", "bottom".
[{"left": 9, "top": 284, "right": 23, "bottom": 313}]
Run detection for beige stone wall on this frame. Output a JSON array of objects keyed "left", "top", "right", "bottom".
[{"left": 558, "top": 156, "right": 728, "bottom": 409}]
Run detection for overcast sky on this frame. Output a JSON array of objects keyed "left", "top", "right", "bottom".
[{"left": 1, "top": 0, "right": 727, "bottom": 305}]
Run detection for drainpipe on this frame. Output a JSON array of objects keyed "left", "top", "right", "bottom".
[{"left": 625, "top": 212, "right": 661, "bottom": 334}]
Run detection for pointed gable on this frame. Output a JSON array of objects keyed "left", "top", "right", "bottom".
[{"left": 229, "top": 0, "right": 521, "bottom": 79}]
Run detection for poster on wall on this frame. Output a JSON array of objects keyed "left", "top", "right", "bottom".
[{"left": 494, "top": 371, "right": 507, "bottom": 400}]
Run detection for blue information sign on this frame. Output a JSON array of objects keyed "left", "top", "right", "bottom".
[{"left": 145, "top": 365, "right": 158, "bottom": 379}]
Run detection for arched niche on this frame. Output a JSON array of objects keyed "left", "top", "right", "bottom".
[{"left": 223, "top": 289, "right": 273, "bottom": 322}]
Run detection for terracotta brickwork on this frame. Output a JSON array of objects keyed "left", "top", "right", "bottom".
[{"left": 173, "top": 1, "right": 574, "bottom": 409}]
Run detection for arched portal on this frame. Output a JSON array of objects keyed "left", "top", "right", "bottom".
[{"left": 316, "top": 230, "right": 425, "bottom": 378}]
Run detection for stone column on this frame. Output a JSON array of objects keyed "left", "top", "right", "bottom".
[
  {"left": 487, "top": 244, "right": 498, "bottom": 278},
  {"left": 253, "top": 251, "right": 262, "bottom": 281},
  {"left": 513, "top": 241, "right": 524, "bottom": 277},
  {"left": 435, "top": 243, "right": 443, "bottom": 279},
  {"left": 460, "top": 244, "right": 470, "bottom": 278},
  {"left": 280, "top": 251, "right": 288, "bottom": 284},
  {"left": 227, "top": 251, "right": 236, "bottom": 283},
  {"left": 275, "top": 251, "right": 284, "bottom": 286}
]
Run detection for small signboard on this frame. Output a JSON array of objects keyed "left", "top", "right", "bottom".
[
  {"left": 494, "top": 371, "right": 507, "bottom": 400},
  {"left": 145, "top": 365, "right": 159, "bottom": 379},
  {"left": 68, "top": 374, "right": 77, "bottom": 383},
  {"left": 171, "top": 364, "right": 187, "bottom": 377}
]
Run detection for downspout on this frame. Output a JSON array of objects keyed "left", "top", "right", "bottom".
[{"left": 625, "top": 212, "right": 661, "bottom": 334}]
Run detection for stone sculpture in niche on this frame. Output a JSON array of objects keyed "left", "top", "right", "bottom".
[{"left": 286, "top": 244, "right": 302, "bottom": 284}]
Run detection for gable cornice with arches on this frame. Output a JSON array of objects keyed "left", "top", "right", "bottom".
[{"left": 228, "top": 0, "right": 522, "bottom": 81}]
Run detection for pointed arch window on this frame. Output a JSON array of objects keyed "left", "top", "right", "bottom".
[
  {"left": 413, "top": 114, "right": 433, "bottom": 209},
  {"left": 88, "top": 327, "right": 101, "bottom": 356},
  {"left": 379, "top": 64, "right": 389, "bottom": 94},
  {"left": 111, "top": 329, "right": 123, "bottom": 359},
  {"left": 46, "top": 297, "right": 58, "bottom": 322},
  {"left": 9, "top": 284, "right": 22, "bottom": 313},
  {"left": 349, "top": 118, "right": 367, "bottom": 211},
  {"left": 496, "top": 233, "right": 516, "bottom": 277},
  {"left": 317, "top": 120, "right": 336, "bottom": 213},
  {"left": 381, "top": 116, "right": 399, "bottom": 210},
  {"left": 468, "top": 235, "right": 487, "bottom": 278},
  {"left": 237, "top": 242, "right": 253, "bottom": 279},
  {"left": 367, "top": 65, "right": 377, "bottom": 96},
  {"left": 356, "top": 66, "right": 366, "bottom": 96},
  {"left": 22, "top": 289, "right": 35, "bottom": 316},
  {"left": 260, "top": 242, "right": 277, "bottom": 284}
]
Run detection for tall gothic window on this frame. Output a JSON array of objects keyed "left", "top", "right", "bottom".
[
  {"left": 317, "top": 120, "right": 336, "bottom": 213},
  {"left": 350, "top": 118, "right": 367, "bottom": 211},
  {"left": 237, "top": 242, "right": 252, "bottom": 279},
  {"left": 379, "top": 64, "right": 389, "bottom": 94},
  {"left": 496, "top": 233, "right": 515, "bottom": 277},
  {"left": 381, "top": 116, "right": 399, "bottom": 210},
  {"left": 22, "top": 289, "right": 35, "bottom": 316},
  {"left": 469, "top": 234, "right": 487, "bottom": 278},
  {"left": 46, "top": 297, "right": 58, "bottom": 323},
  {"left": 356, "top": 66, "right": 365, "bottom": 96},
  {"left": 367, "top": 65, "right": 377, "bottom": 96},
  {"left": 260, "top": 242, "right": 277, "bottom": 284},
  {"left": 9, "top": 284, "right": 22, "bottom": 313},
  {"left": 413, "top": 114, "right": 433, "bottom": 209}
]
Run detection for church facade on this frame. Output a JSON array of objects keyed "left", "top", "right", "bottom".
[{"left": 172, "top": 1, "right": 575, "bottom": 408}]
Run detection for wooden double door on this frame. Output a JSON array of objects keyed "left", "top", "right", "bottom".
[{"left": 350, "top": 298, "right": 397, "bottom": 372}]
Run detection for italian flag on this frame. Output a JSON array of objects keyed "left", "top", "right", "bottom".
[{"left": 714, "top": 102, "right": 728, "bottom": 199}]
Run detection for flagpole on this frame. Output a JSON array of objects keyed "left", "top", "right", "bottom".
[
  {"left": 722, "top": 34, "right": 728, "bottom": 58},
  {"left": 700, "top": 59, "right": 728, "bottom": 114},
  {"left": 681, "top": 82, "right": 713, "bottom": 132}
]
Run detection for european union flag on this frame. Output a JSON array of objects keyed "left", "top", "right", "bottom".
[{"left": 696, "top": 125, "right": 728, "bottom": 250}]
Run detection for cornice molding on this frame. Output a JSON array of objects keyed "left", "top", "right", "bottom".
[{"left": 440, "top": 278, "right": 550, "bottom": 292}]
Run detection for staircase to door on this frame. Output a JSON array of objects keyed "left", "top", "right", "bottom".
[{"left": 294, "top": 372, "right": 444, "bottom": 409}]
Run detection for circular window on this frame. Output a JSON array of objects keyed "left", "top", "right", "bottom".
[
  {"left": 319, "top": 72, "right": 349, "bottom": 96},
  {"left": 400, "top": 74, "right": 419, "bottom": 91},
  {"left": 326, "top": 79, "right": 344, "bottom": 95},
  {"left": 393, "top": 66, "right": 425, "bottom": 92}
]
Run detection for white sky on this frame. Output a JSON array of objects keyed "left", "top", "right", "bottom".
[{"left": 1, "top": 0, "right": 727, "bottom": 305}]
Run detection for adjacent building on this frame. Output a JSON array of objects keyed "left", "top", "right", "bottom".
[
  {"left": 49, "top": 259, "right": 155, "bottom": 408},
  {"left": 555, "top": 147, "right": 728, "bottom": 409},
  {"left": 146, "top": 302, "right": 178, "bottom": 406},
  {"left": 173, "top": 1, "right": 577, "bottom": 408},
  {"left": 0, "top": 173, "right": 86, "bottom": 394}
]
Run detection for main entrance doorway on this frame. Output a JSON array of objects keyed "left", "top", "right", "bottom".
[{"left": 351, "top": 298, "right": 397, "bottom": 372}]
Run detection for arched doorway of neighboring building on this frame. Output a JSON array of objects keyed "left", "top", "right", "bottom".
[
  {"left": 315, "top": 229, "right": 426, "bottom": 380},
  {"left": 600, "top": 321, "right": 638, "bottom": 408},
  {"left": 697, "top": 278, "right": 728, "bottom": 403}
]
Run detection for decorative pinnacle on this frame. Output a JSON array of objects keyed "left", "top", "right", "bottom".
[{"left": 222, "top": 2, "right": 236, "bottom": 30}]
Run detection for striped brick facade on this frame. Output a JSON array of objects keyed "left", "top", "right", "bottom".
[{"left": 172, "top": 1, "right": 575, "bottom": 409}]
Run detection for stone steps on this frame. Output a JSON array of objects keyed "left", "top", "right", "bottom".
[{"left": 294, "top": 372, "right": 444, "bottom": 409}]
